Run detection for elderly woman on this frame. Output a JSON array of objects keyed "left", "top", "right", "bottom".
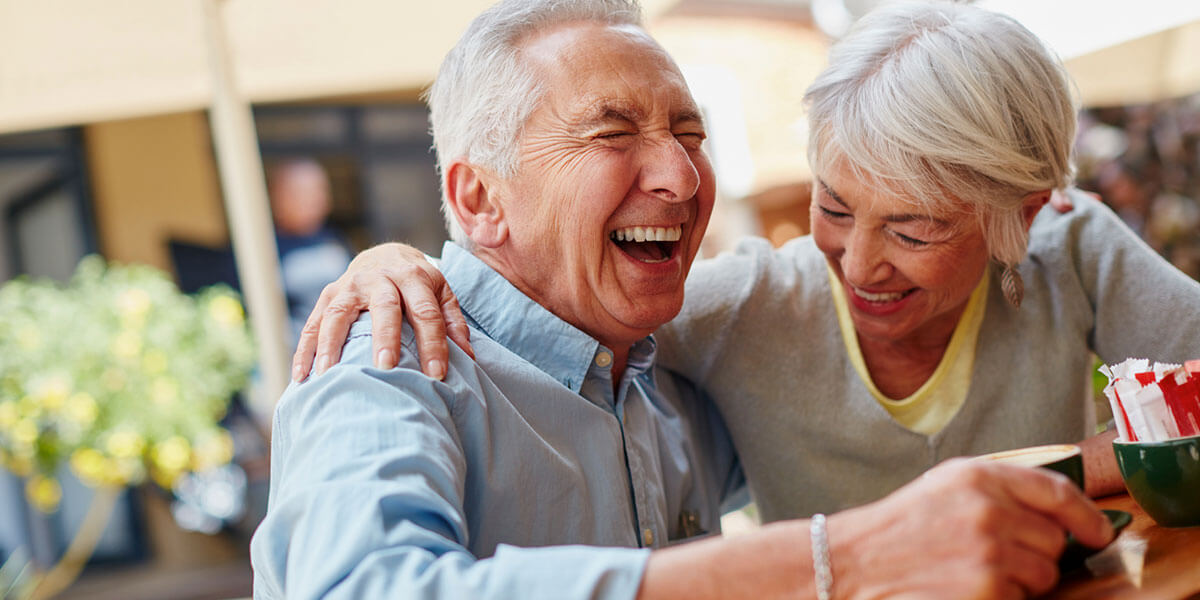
[{"left": 293, "top": 1, "right": 1200, "bottom": 521}]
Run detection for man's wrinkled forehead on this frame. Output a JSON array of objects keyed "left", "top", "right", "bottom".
[{"left": 519, "top": 22, "right": 703, "bottom": 127}]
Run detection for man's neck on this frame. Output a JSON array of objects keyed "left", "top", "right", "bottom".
[{"left": 472, "top": 247, "right": 640, "bottom": 394}]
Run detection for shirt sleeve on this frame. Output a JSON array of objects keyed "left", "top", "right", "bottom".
[
  {"left": 1048, "top": 191, "right": 1200, "bottom": 362},
  {"left": 249, "top": 327, "right": 649, "bottom": 600}
]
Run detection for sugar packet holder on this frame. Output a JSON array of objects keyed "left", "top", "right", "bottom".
[{"left": 1100, "top": 358, "right": 1200, "bottom": 442}]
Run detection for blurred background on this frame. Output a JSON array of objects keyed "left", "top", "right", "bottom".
[{"left": 1, "top": 0, "right": 1198, "bottom": 597}]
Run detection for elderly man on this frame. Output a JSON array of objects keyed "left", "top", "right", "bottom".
[{"left": 250, "top": 0, "right": 1111, "bottom": 598}]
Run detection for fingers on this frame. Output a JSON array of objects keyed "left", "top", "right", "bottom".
[
  {"left": 1001, "top": 540, "right": 1061, "bottom": 597},
  {"left": 312, "top": 282, "right": 370, "bottom": 376},
  {"left": 1049, "top": 189, "right": 1075, "bottom": 213},
  {"left": 394, "top": 265, "right": 451, "bottom": 380},
  {"left": 367, "top": 280, "right": 404, "bottom": 371},
  {"left": 440, "top": 284, "right": 474, "bottom": 360},
  {"left": 993, "top": 464, "right": 1113, "bottom": 549},
  {"left": 292, "top": 287, "right": 334, "bottom": 381}
]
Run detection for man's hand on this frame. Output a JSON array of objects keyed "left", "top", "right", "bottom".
[{"left": 292, "top": 243, "right": 474, "bottom": 382}]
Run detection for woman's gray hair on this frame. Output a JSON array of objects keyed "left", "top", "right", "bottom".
[
  {"left": 427, "top": 0, "right": 643, "bottom": 245},
  {"left": 804, "top": 0, "right": 1077, "bottom": 280}
]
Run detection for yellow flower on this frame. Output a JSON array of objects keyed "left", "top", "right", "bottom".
[
  {"left": 151, "top": 377, "right": 179, "bottom": 406},
  {"left": 17, "top": 395, "right": 43, "bottom": 419},
  {"left": 70, "top": 447, "right": 110, "bottom": 486},
  {"left": 105, "top": 430, "right": 146, "bottom": 459},
  {"left": 31, "top": 374, "right": 70, "bottom": 412},
  {"left": 208, "top": 295, "right": 245, "bottom": 328},
  {"left": 116, "top": 287, "right": 152, "bottom": 324},
  {"left": 26, "top": 475, "right": 62, "bottom": 513},
  {"left": 152, "top": 436, "right": 191, "bottom": 474},
  {"left": 0, "top": 401, "right": 17, "bottom": 428},
  {"left": 193, "top": 429, "right": 235, "bottom": 471},
  {"left": 112, "top": 329, "right": 143, "bottom": 359},
  {"left": 64, "top": 392, "right": 98, "bottom": 426},
  {"left": 12, "top": 419, "right": 38, "bottom": 446},
  {"left": 142, "top": 349, "right": 169, "bottom": 375},
  {"left": 2, "top": 451, "right": 33, "bottom": 477}
]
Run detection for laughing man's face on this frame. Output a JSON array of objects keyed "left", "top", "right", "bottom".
[{"left": 483, "top": 22, "right": 715, "bottom": 349}]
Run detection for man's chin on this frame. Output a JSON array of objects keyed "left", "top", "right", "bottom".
[{"left": 610, "top": 295, "right": 685, "bottom": 334}]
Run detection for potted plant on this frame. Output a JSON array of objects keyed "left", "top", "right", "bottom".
[{"left": 0, "top": 256, "right": 255, "bottom": 598}]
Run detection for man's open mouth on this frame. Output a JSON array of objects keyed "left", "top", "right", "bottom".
[{"left": 609, "top": 225, "right": 681, "bottom": 264}]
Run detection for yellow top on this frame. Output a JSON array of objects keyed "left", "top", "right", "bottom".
[{"left": 827, "top": 265, "right": 989, "bottom": 435}]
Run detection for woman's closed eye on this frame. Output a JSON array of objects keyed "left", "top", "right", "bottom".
[
  {"left": 818, "top": 205, "right": 851, "bottom": 220},
  {"left": 890, "top": 230, "right": 930, "bottom": 248}
]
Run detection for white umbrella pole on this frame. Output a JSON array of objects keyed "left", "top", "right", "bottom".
[{"left": 200, "top": 0, "right": 291, "bottom": 413}]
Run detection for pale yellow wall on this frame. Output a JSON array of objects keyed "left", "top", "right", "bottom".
[{"left": 85, "top": 112, "right": 229, "bottom": 271}]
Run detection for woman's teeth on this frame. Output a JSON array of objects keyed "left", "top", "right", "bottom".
[
  {"left": 853, "top": 287, "right": 906, "bottom": 302},
  {"left": 609, "top": 225, "right": 682, "bottom": 243}
]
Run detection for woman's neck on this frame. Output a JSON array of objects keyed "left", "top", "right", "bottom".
[{"left": 857, "top": 309, "right": 964, "bottom": 399}]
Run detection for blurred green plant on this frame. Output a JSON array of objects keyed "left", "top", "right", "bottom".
[{"left": 0, "top": 255, "right": 255, "bottom": 513}]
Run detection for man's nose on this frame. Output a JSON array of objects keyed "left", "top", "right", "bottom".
[
  {"left": 639, "top": 135, "right": 700, "bottom": 203},
  {"left": 841, "top": 228, "right": 891, "bottom": 285}
]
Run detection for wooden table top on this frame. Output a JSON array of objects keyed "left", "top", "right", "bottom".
[{"left": 1046, "top": 493, "right": 1200, "bottom": 599}]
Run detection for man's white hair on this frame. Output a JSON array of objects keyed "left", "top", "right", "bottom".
[
  {"left": 804, "top": 0, "right": 1077, "bottom": 270},
  {"left": 426, "top": 0, "right": 644, "bottom": 246}
]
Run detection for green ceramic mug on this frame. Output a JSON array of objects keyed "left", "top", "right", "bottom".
[
  {"left": 974, "top": 444, "right": 1085, "bottom": 490},
  {"left": 1113, "top": 434, "right": 1200, "bottom": 528}
]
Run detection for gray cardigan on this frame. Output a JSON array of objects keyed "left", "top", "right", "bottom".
[{"left": 656, "top": 194, "right": 1200, "bottom": 521}]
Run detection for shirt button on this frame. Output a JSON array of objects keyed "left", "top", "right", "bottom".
[
  {"left": 595, "top": 351, "right": 612, "bottom": 368},
  {"left": 642, "top": 528, "right": 654, "bottom": 546}
]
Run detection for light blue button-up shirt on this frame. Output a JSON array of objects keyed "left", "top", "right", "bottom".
[{"left": 251, "top": 242, "right": 743, "bottom": 599}]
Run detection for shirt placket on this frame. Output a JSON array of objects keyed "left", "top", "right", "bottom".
[{"left": 582, "top": 346, "right": 662, "bottom": 549}]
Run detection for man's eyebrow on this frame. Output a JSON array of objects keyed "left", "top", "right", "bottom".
[
  {"left": 817, "top": 178, "right": 951, "bottom": 227},
  {"left": 576, "top": 103, "right": 642, "bottom": 129},
  {"left": 674, "top": 107, "right": 705, "bottom": 128}
]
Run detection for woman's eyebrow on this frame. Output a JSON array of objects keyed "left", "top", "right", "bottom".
[
  {"left": 819, "top": 178, "right": 951, "bottom": 227},
  {"left": 818, "top": 179, "right": 847, "bottom": 207}
]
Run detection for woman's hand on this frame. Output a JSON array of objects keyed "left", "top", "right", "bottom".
[
  {"left": 638, "top": 459, "right": 1113, "bottom": 599},
  {"left": 292, "top": 243, "right": 474, "bottom": 382},
  {"left": 827, "top": 458, "right": 1113, "bottom": 599}
]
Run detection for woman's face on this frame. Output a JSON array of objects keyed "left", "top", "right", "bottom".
[{"left": 810, "top": 161, "right": 990, "bottom": 347}]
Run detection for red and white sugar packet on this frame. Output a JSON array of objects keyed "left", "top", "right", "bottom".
[{"left": 1100, "top": 358, "right": 1200, "bottom": 442}]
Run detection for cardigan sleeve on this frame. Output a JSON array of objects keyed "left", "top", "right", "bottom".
[{"left": 1037, "top": 190, "right": 1200, "bottom": 364}]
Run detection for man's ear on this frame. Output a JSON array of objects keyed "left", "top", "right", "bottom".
[
  {"left": 445, "top": 161, "right": 507, "bottom": 248},
  {"left": 1020, "top": 190, "right": 1052, "bottom": 232}
]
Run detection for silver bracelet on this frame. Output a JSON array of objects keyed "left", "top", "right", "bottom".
[{"left": 810, "top": 513, "right": 833, "bottom": 600}]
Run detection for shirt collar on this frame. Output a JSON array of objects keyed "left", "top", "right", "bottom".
[{"left": 443, "top": 242, "right": 643, "bottom": 393}]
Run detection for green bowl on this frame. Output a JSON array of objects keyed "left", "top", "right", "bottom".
[{"left": 1113, "top": 435, "right": 1200, "bottom": 528}]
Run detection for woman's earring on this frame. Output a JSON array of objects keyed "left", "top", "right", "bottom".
[{"left": 1001, "top": 264, "right": 1024, "bottom": 308}]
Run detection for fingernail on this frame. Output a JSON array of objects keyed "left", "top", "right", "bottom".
[
  {"left": 292, "top": 364, "right": 304, "bottom": 382},
  {"left": 376, "top": 349, "right": 396, "bottom": 370},
  {"left": 316, "top": 355, "right": 331, "bottom": 375},
  {"left": 429, "top": 359, "right": 446, "bottom": 380}
]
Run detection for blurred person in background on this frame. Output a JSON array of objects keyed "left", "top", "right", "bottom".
[
  {"left": 267, "top": 158, "right": 352, "bottom": 346},
  {"left": 250, "top": 1, "right": 1114, "bottom": 598},
  {"left": 297, "top": 0, "right": 1200, "bottom": 521}
]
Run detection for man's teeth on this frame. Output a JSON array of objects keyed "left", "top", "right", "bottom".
[
  {"left": 609, "top": 226, "right": 682, "bottom": 242},
  {"left": 853, "top": 287, "right": 906, "bottom": 302}
]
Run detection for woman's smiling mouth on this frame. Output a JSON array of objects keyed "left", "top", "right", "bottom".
[
  {"left": 851, "top": 286, "right": 912, "bottom": 303},
  {"left": 609, "top": 225, "right": 681, "bottom": 264}
]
